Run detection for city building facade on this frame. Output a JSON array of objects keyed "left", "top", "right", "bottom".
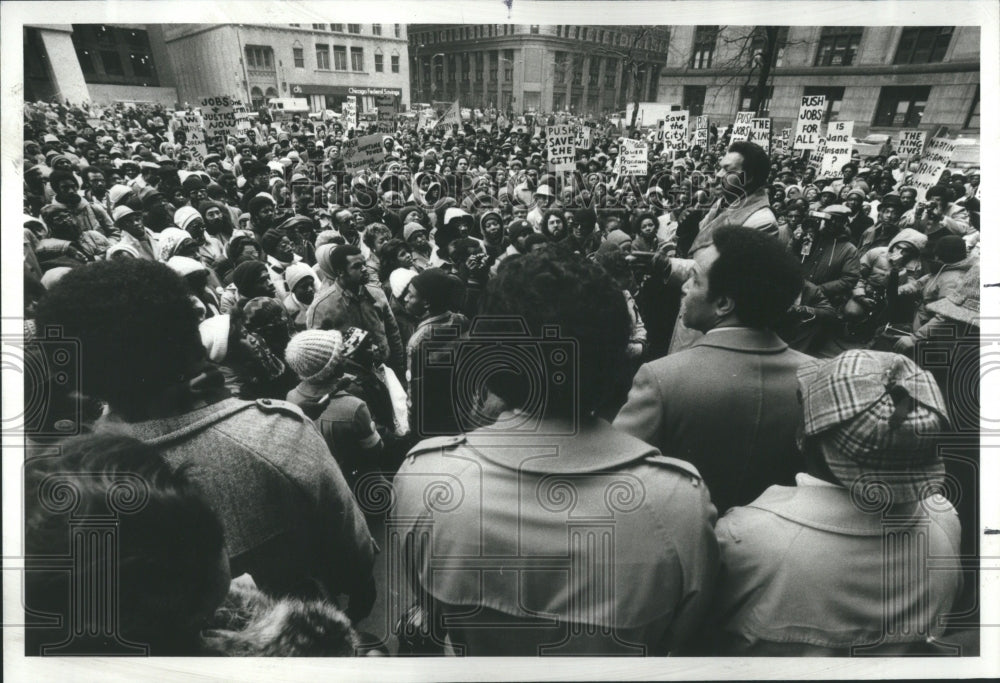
[
  {"left": 657, "top": 25, "right": 980, "bottom": 138},
  {"left": 163, "top": 24, "right": 409, "bottom": 113},
  {"left": 408, "top": 24, "right": 669, "bottom": 115},
  {"left": 24, "top": 24, "right": 179, "bottom": 106}
]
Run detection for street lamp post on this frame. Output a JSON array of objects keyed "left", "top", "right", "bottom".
[{"left": 431, "top": 52, "right": 445, "bottom": 100}]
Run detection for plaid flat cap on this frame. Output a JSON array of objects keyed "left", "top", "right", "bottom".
[{"left": 797, "top": 350, "right": 949, "bottom": 504}]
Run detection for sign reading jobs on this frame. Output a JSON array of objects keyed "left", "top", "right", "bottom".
[
  {"left": 819, "top": 121, "right": 854, "bottom": 179},
  {"left": 793, "top": 95, "right": 826, "bottom": 151},
  {"left": 546, "top": 124, "right": 577, "bottom": 171},
  {"left": 730, "top": 111, "right": 754, "bottom": 142},
  {"left": 199, "top": 95, "right": 242, "bottom": 145}
]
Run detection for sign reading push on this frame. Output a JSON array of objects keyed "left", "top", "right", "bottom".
[{"left": 793, "top": 95, "right": 826, "bottom": 151}]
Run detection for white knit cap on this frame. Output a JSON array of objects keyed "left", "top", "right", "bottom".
[
  {"left": 167, "top": 255, "right": 207, "bottom": 277},
  {"left": 389, "top": 267, "right": 418, "bottom": 299},
  {"left": 173, "top": 206, "right": 202, "bottom": 232},
  {"left": 285, "top": 330, "right": 345, "bottom": 382},
  {"left": 199, "top": 314, "right": 231, "bottom": 363},
  {"left": 284, "top": 262, "right": 316, "bottom": 293}
]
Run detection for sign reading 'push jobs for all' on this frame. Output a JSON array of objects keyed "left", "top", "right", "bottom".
[{"left": 794, "top": 95, "right": 826, "bottom": 150}]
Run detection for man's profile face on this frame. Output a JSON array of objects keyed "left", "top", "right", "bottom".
[
  {"left": 717, "top": 152, "right": 746, "bottom": 196},
  {"left": 681, "top": 245, "right": 721, "bottom": 333},
  {"left": 341, "top": 254, "right": 369, "bottom": 288}
]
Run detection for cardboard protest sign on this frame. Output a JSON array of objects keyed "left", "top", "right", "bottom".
[
  {"left": 819, "top": 121, "right": 854, "bottom": 179},
  {"left": 619, "top": 138, "right": 648, "bottom": 175},
  {"left": 730, "top": 111, "right": 754, "bottom": 142},
  {"left": 807, "top": 137, "right": 826, "bottom": 173},
  {"left": 546, "top": 124, "right": 578, "bottom": 171},
  {"left": 661, "top": 110, "right": 689, "bottom": 152},
  {"left": 199, "top": 94, "right": 247, "bottom": 145},
  {"left": 896, "top": 129, "right": 926, "bottom": 160},
  {"left": 577, "top": 126, "right": 593, "bottom": 149},
  {"left": 341, "top": 132, "right": 386, "bottom": 173},
  {"left": 341, "top": 96, "right": 357, "bottom": 132},
  {"left": 911, "top": 137, "right": 956, "bottom": 202},
  {"left": 793, "top": 95, "right": 826, "bottom": 151},
  {"left": 778, "top": 127, "right": 792, "bottom": 155},
  {"left": 748, "top": 118, "right": 772, "bottom": 153},
  {"left": 694, "top": 116, "right": 709, "bottom": 148}
]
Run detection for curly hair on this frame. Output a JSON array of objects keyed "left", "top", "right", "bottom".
[
  {"left": 24, "top": 434, "right": 226, "bottom": 655},
  {"left": 34, "top": 259, "right": 205, "bottom": 415},
  {"left": 709, "top": 226, "right": 804, "bottom": 329},
  {"left": 540, "top": 209, "right": 566, "bottom": 241},
  {"left": 481, "top": 249, "right": 630, "bottom": 419},
  {"left": 726, "top": 141, "right": 771, "bottom": 194},
  {"left": 377, "top": 238, "right": 410, "bottom": 283}
]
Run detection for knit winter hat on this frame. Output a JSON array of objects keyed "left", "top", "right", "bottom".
[
  {"left": 232, "top": 260, "right": 268, "bottom": 296},
  {"left": 934, "top": 235, "right": 967, "bottom": 264},
  {"left": 410, "top": 268, "right": 458, "bottom": 311},
  {"left": 199, "top": 314, "right": 231, "bottom": 363},
  {"left": 284, "top": 262, "right": 315, "bottom": 293},
  {"left": 403, "top": 222, "right": 427, "bottom": 242},
  {"left": 261, "top": 227, "right": 286, "bottom": 255},
  {"left": 112, "top": 205, "right": 136, "bottom": 223},
  {"left": 285, "top": 329, "right": 345, "bottom": 382},
  {"left": 173, "top": 206, "right": 203, "bottom": 232},
  {"left": 166, "top": 255, "right": 206, "bottom": 277},
  {"left": 389, "top": 267, "right": 418, "bottom": 299}
]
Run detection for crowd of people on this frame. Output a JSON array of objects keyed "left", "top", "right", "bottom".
[{"left": 21, "top": 97, "right": 980, "bottom": 656}]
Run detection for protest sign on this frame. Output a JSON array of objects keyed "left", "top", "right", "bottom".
[
  {"left": 546, "top": 124, "right": 578, "bottom": 171},
  {"left": 748, "top": 118, "right": 772, "bottom": 153},
  {"left": 233, "top": 102, "right": 252, "bottom": 132},
  {"left": 896, "top": 129, "right": 926, "bottom": 160},
  {"left": 730, "top": 111, "right": 754, "bottom": 142},
  {"left": 779, "top": 127, "right": 791, "bottom": 155},
  {"left": 577, "top": 125, "right": 593, "bottom": 149},
  {"left": 819, "top": 121, "right": 854, "bottom": 179},
  {"left": 661, "top": 110, "right": 689, "bottom": 152},
  {"left": 694, "top": 116, "right": 709, "bottom": 148},
  {"left": 807, "top": 137, "right": 826, "bottom": 174},
  {"left": 341, "top": 132, "right": 386, "bottom": 173},
  {"left": 793, "top": 95, "right": 826, "bottom": 151},
  {"left": 341, "top": 96, "right": 357, "bottom": 132},
  {"left": 199, "top": 94, "right": 241, "bottom": 145},
  {"left": 436, "top": 100, "right": 462, "bottom": 130},
  {"left": 911, "top": 137, "right": 956, "bottom": 202},
  {"left": 619, "top": 138, "right": 648, "bottom": 175}
]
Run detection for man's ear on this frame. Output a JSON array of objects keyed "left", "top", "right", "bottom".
[{"left": 714, "top": 293, "right": 736, "bottom": 319}]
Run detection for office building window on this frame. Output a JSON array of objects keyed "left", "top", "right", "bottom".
[
  {"left": 802, "top": 85, "right": 846, "bottom": 123},
  {"left": 391, "top": 55, "right": 400, "bottom": 73},
  {"left": 351, "top": 47, "right": 364, "bottom": 71},
  {"left": 331, "top": 24, "right": 343, "bottom": 32},
  {"left": 348, "top": 24, "right": 361, "bottom": 34},
  {"left": 315, "top": 44, "right": 330, "bottom": 70},
  {"left": 814, "top": 27, "right": 862, "bottom": 66},
  {"left": 394, "top": 24, "right": 401, "bottom": 38},
  {"left": 334, "top": 45, "right": 347, "bottom": 70},
  {"left": 244, "top": 44, "right": 274, "bottom": 69},
  {"left": 293, "top": 46, "right": 304, "bottom": 68},
  {"left": 530, "top": 25, "right": 540, "bottom": 34},
  {"left": 748, "top": 26, "right": 789, "bottom": 67},
  {"left": 604, "top": 58, "right": 617, "bottom": 86},
  {"left": 690, "top": 26, "right": 718, "bottom": 68},
  {"left": 740, "top": 85, "right": 774, "bottom": 113},
  {"left": 683, "top": 85, "right": 706, "bottom": 117},
  {"left": 964, "top": 86, "right": 980, "bottom": 129},
  {"left": 374, "top": 53, "right": 383, "bottom": 72},
  {"left": 873, "top": 85, "right": 931, "bottom": 127},
  {"left": 894, "top": 26, "right": 953, "bottom": 64},
  {"left": 372, "top": 24, "right": 382, "bottom": 36}
]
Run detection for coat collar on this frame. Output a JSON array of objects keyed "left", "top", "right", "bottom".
[
  {"left": 692, "top": 327, "right": 790, "bottom": 354},
  {"left": 743, "top": 483, "right": 927, "bottom": 536},
  {"left": 465, "top": 415, "right": 659, "bottom": 474}
]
